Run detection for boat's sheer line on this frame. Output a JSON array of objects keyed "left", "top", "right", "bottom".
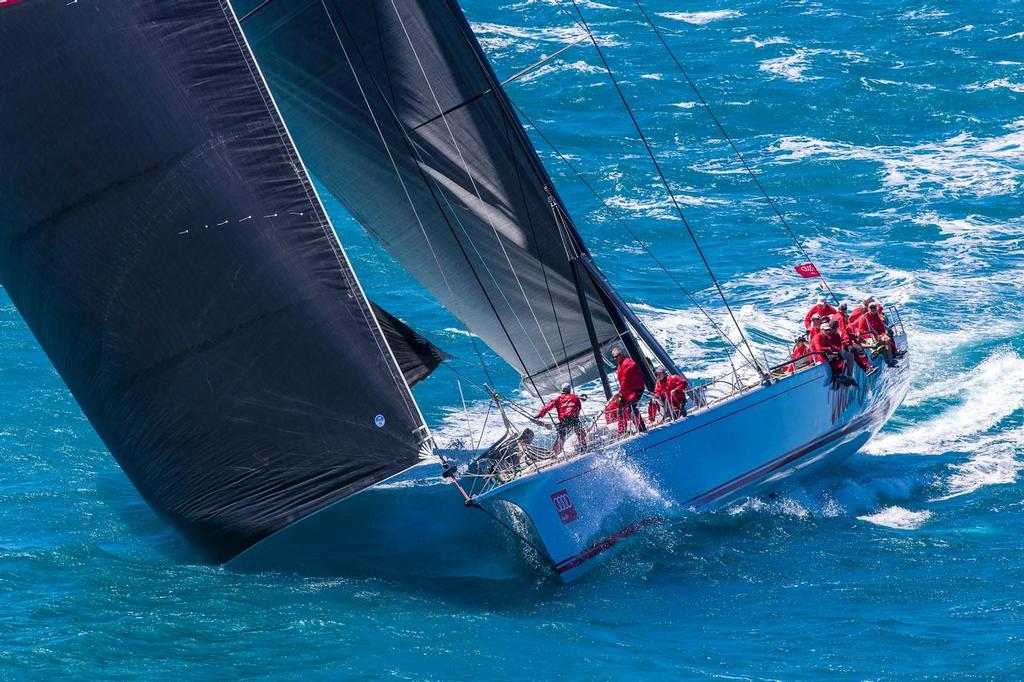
[
  {"left": 630, "top": 0, "right": 840, "bottom": 306},
  {"left": 320, "top": 0, "right": 545, "bottom": 402},
  {"left": 388, "top": 0, "right": 567, "bottom": 392},
  {"left": 511, "top": 100, "right": 759, "bottom": 373},
  {"left": 566, "top": 0, "right": 765, "bottom": 376}
]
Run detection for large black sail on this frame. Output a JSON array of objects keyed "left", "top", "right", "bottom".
[
  {"left": 0, "top": 0, "right": 428, "bottom": 562},
  {"left": 237, "top": 0, "right": 623, "bottom": 391}
]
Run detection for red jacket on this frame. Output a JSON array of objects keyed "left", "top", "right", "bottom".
[
  {"left": 832, "top": 312, "right": 848, "bottom": 336},
  {"left": 811, "top": 329, "right": 844, "bottom": 360},
  {"left": 537, "top": 393, "right": 582, "bottom": 421},
  {"left": 616, "top": 356, "right": 646, "bottom": 402},
  {"left": 804, "top": 302, "right": 837, "bottom": 329},
  {"left": 790, "top": 341, "right": 812, "bottom": 368},
  {"left": 854, "top": 311, "right": 887, "bottom": 337},
  {"left": 654, "top": 374, "right": 688, "bottom": 403}
]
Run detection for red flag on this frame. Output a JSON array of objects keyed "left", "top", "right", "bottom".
[{"left": 795, "top": 263, "right": 820, "bottom": 278}]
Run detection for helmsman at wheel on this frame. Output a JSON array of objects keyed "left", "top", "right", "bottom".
[{"left": 536, "top": 383, "right": 587, "bottom": 455}]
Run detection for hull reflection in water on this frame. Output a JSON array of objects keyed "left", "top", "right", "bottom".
[{"left": 233, "top": 335, "right": 910, "bottom": 582}]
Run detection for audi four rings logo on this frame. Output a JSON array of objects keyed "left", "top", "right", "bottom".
[{"left": 551, "top": 489, "right": 578, "bottom": 525}]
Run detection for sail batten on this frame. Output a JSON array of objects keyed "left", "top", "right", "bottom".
[
  {"left": 238, "top": 0, "right": 625, "bottom": 392},
  {"left": 0, "top": 0, "right": 428, "bottom": 562}
]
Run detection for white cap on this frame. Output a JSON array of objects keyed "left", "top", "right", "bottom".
[
  {"left": 560, "top": 382, "right": 571, "bottom": 393},
  {"left": 817, "top": 296, "right": 826, "bottom": 304},
  {"left": 821, "top": 321, "right": 833, "bottom": 331},
  {"left": 811, "top": 312, "right": 821, "bottom": 320}
]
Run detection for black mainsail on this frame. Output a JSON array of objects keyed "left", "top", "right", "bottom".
[
  {"left": 236, "top": 0, "right": 652, "bottom": 392},
  {"left": 0, "top": 0, "right": 431, "bottom": 562}
]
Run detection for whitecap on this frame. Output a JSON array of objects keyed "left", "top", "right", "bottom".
[
  {"left": 867, "top": 350, "right": 1024, "bottom": 456},
  {"left": 931, "top": 24, "right": 974, "bottom": 37},
  {"left": 965, "top": 79, "right": 1024, "bottom": 94},
  {"left": 934, "top": 427, "right": 1024, "bottom": 501},
  {"left": 515, "top": 59, "right": 605, "bottom": 84},
  {"left": 657, "top": 10, "right": 743, "bottom": 25},
  {"left": 858, "top": 506, "right": 932, "bottom": 530},
  {"left": 757, "top": 49, "right": 865, "bottom": 83},
  {"left": 768, "top": 120, "right": 1024, "bottom": 200},
  {"left": 732, "top": 35, "right": 790, "bottom": 49}
]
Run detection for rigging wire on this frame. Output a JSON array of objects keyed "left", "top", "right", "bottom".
[
  {"left": 630, "top": 0, "right": 840, "bottom": 305},
  {"left": 510, "top": 100, "right": 760, "bottom": 372},
  {"left": 323, "top": 0, "right": 552, "bottom": 402},
  {"left": 565, "top": 0, "right": 766, "bottom": 377},
  {"left": 388, "top": 0, "right": 570, "bottom": 394}
]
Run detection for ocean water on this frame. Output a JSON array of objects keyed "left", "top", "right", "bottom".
[{"left": 3, "top": 0, "right": 1024, "bottom": 678}]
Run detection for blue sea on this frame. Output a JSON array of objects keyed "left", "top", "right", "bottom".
[{"left": 3, "top": 0, "right": 1024, "bottom": 678}]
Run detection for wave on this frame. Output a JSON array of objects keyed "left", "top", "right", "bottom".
[
  {"left": 935, "top": 426, "right": 1024, "bottom": 501},
  {"left": 868, "top": 350, "right": 1024, "bottom": 456},
  {"left": 857, "top": 506, "right": 932, "bottom": 529},
  {"left": 515, "top": 59, "right": 605, "bottom": 84},
  {"left": 657, "top": 10, "right": 743, "bottom": 25},
  {"left": 966, "top": 79, "right": 1024, "bottom": 94},
  {"left": 758, "top": 49, "right": 866, "bottom": 82},
  {"left": 732, "top": 35, "right": 790, "bottom": 49},
  {"left": 768, "top": 119, "right": 1024, "bottom": 200}
]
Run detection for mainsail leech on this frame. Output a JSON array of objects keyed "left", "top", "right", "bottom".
[{"left": 0, "top": 0, "right": 429, "bottom": 562}]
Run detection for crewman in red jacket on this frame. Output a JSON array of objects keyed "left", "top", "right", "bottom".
[
  {"left": 808, "top": 314, "right": 823, "bottom": 343},
  {"left": 788, "top": 334, "right": 813, "bottom": 373},
  {"left": 536, "top": 382, "right": 587, "bottom": 454},
  {"left": 812, "top": 321, "right": 857, "bottom": 386},
  {"left": 832, "top": 301, "right": 850, "bottom": 336},
  {"left": 612, "top": 347, "right": 647, "bottom": 434},
  {"left": 804, "top": 296, "right": 837, "bottom": 329},
  {"left": 853, "top": 302, "right": 897, "bottom": 366},
  {"left": 849, "top": 297, "right": 882, "bottom": 326},
  {"left": 648, "top": 368, "right": 688, "bottom": 422}
]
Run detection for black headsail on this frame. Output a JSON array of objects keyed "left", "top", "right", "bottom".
[
  {"left": 236, "top": 0, "right": 667, "bottom": 394},
  {"left": 0, "top": 0, "right": 431, "bottom": 562}
]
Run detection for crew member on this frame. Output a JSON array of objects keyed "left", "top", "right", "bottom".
[
  {"left": 853, "top": 301, "right": 897, "bottom": 366},
  {"left": 612, "top": 347, "right": 647, "bottom": 434},
  {"left": 788, "top": 334, "right": 813, "bottom": 374},
  {"left": 832, "top": 301, "right": 851, "bottom": 336},
  {"left": 649, "top": 368, "right": 688, "bottom": 422},
  {"left": 808, "top": 313, "right": 823, "bottom": 344},
  {"left": 804, "top": 296, "right": 837, "bottom": 329},
  {"left": 812, "top": 320, "right": 857, "bottom": 387},
  {"left": 840, "top": 313, "right": 876, "bottom": 376},
  {"left": 849, "top": 297, "right": 875, "bottom": 325},
  {"left": 536, "top": 383, "right": 587, "bottom": 454}
]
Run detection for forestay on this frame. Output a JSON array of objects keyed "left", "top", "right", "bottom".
[
  {"left": 237, "top": 0, "right": 624, "bottom": 391},
  {"left": 0, "top": 0, "right": 428, "bottom": 562}
]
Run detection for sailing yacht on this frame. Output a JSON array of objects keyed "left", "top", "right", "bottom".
[{"left": 0, "top": 0, "right": 909, "bottom": 581}]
